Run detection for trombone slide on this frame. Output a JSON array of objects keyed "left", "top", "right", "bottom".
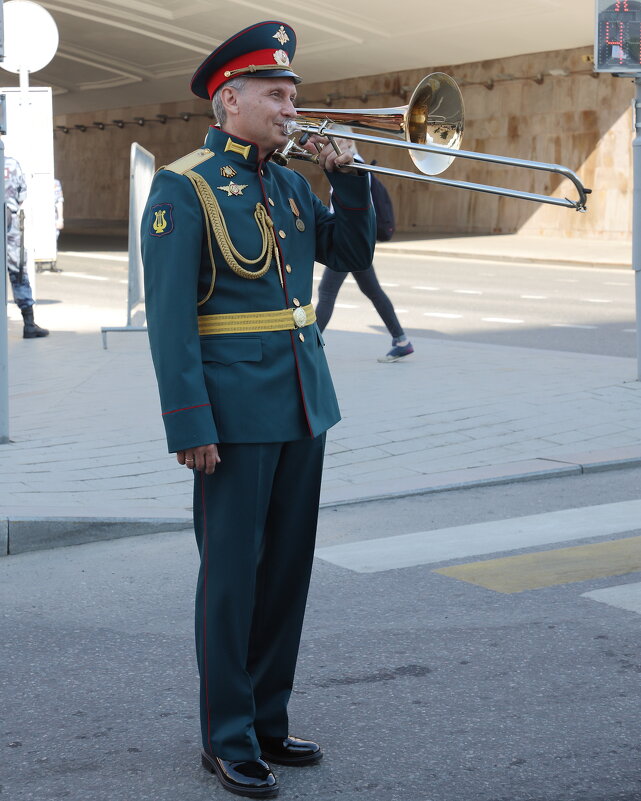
[{"left": 284, "top": 121, "right": 589, "bottom": 212}]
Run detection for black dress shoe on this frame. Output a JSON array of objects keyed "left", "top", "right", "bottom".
[
  {"left": 258, "top": 735, "right": 323, "bottom": 766},
  {"left": 201, "top": 751, "right": 278, "bottom": 798}
]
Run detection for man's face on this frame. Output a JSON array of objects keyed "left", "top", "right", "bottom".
[{"left": 224, "top": 77, "right": 297, "bottom": 157}]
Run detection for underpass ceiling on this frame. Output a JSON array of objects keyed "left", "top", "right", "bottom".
[{"left": 1, "top": 0, "right": 593, "bottom": 114}]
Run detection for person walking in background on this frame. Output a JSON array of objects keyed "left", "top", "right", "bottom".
[
  {"left": 4, "top": 155, "right": 49, "bottom": 338},
  {"left": 54, "top": 178, "right": 64, "bottom": 241},
  {"left": 315, "top": 263, "right": 414, "bottom": 362},
  {"left": 45, "top": 177, "right": 65, "bottom": 273},
  {"left": 315, "top": 143, "right": 413, "bottom": 363}
]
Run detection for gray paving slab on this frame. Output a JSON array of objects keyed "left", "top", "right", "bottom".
[
  {"left": 1, "top": 234, "right": 640, "bottom": 553},
  {"left": 320, "top": 458, "right": 584, "bottom": 506}
]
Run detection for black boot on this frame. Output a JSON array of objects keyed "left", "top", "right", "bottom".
[{"left": 22, "top": 308, "right": 49, "bottom": 339}]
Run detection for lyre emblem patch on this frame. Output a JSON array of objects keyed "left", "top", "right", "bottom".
[
  {"left": 150, "top": 203, "right": 174, "bottom": 237},
  {"left": 153, "top": 210, "right": 167, "bottom": 233}
]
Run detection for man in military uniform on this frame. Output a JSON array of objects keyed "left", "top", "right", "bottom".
[
  {"left": 4, "top": 155, "right": 49, "bottom": 338},
  {"left": 141, "top": 20, "right": 375, "bottom": 799}
]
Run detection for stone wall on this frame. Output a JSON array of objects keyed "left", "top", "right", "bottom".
[{"left": 53, "top": 46, "right": 634, "bottom": 239}]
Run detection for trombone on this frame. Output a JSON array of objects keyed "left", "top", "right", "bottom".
[{"left": 275, "top": 73, "right": 590, "bottom": 212}]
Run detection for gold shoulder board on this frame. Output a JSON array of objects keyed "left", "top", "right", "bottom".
[{"left": 164, "top": 148, "right": 215, "bottom": 175}]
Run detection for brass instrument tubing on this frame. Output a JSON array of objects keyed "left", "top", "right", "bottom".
[{"left": 285, "top": 121, "right": 589, "bottom": 211}]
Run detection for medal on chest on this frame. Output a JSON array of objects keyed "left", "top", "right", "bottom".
[{"left": 288, "top": 197, "right": 305, "bottom": 231}]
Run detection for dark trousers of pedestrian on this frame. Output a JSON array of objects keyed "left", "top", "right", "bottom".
[
  {"left": 315, "top": 264, "right": 404, "bottom": 339},
  {"left": 7, "top": 226, "right": 35, "bottom": 310},
  {"left": 8, "top": 269, "right": 35, "bottom": 310},
  {"left": 192, "top": 433, "right": 326, "bottom": 761}
]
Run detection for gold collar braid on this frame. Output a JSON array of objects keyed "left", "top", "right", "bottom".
[{"left": 184, "top": 169, "right": 282, "bottom": 287}]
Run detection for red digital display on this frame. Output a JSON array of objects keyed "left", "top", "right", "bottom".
[
  {"left": 605, "top": 21, "right": 625, "bottom": 62},
  {"left": 596, "top": 0, "right": 641, "bottom": 72}
]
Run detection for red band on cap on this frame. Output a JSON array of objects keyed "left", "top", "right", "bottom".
[{"left": 206, "top": 48, "right": 291, "bottom": 98}]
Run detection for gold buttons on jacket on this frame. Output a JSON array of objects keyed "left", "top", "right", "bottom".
[
  {"left": 268, "top": 198, "right": 275, "bottom": 206},
  {"left": 299, "top": 332, "right": 305, "bottom": 342},
  {"left": 293, "top": 298, "right": 301, "bottom": 307},
  {"left": 285, "top": 264, "right": 292, "bottom": 273},
  {"left": 278, "top": 230, "right": 286, "bottom": 239}
]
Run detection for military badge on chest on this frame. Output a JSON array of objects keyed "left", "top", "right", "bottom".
[
  {"left": 288, "top": 197, "right": 305, "bottom": 232},
  {"left": 150, "top": 203, "right": 175, "bottom": 237},
  {"left": 217, "top": 181, "right": 248, "bottom": 197}
]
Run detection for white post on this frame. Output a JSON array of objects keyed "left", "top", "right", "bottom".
[
  {"left": 633, "top": 78, "right": 641, "bottom": 381},
  {"left": 0, "top": 0, "right": 8, "bottom": 444},
  {"left": 18, "top": 64, "right": 27, "bottom": 93},
  {"left": 0, "top": 116, "right": 8, "bottom": 444}
]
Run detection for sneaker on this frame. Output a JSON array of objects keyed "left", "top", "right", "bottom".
[{"left": 377, "top": 341, "right": 414, "bottom": 363}]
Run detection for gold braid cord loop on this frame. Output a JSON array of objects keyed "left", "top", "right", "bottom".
[
  {"left": 185, "top": 170, "right": 276, "bottom": 281},
  {"left": 186, "top": 176, "right": 217, "bottom": 306}
]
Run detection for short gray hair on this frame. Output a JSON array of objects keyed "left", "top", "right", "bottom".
[{"left": 211, "top": 77, "right": 249, "bottom": 125}]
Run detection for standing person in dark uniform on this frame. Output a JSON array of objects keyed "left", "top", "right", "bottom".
[
  {"left": 4, "top": 155, "right": 49, "bottom": 338},
  {"left": 141, "top": 20, "right": 375, "bottom": 799}
]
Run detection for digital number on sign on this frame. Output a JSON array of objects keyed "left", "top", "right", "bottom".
[{"left": 595, "top": 0, "right": 641, "bottom": 73}]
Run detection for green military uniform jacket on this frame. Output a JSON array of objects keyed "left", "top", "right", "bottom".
[{"left": 141, "top": 126, "right": 376, "bottom": 452}]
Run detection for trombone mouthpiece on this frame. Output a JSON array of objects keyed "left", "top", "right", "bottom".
[{"left": 284, "top": 119, "right": 300, "bottom": 135}]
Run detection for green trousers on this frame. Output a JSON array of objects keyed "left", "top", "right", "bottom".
[{"left": 193, "top": 434, "right": 326, "bottom": 761}]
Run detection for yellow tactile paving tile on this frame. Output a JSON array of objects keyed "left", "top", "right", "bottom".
[{"left": 434, "top": 535, "right": 641, "bottom": 593}]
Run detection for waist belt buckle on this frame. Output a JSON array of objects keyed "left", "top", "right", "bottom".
[{"left": 292, "top": 306, "right": 307, "bottom": 328}]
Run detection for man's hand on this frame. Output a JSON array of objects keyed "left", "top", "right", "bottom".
[
  {"left": 302, "top": 134, "right": 359, "bottom": 173},
  {"left": 177, "top": 444, "right": 220, "bottom": 474}
]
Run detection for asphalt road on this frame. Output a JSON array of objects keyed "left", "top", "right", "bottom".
[
  {"left": 318, "top": 253, "right": 637, "bottom": 358},
  {"left": 38, "top": 250, "right": 128, "bottom": 309},
  {"left": 2, "top": 467, "right": 641, "bottom": 801},
  {"left": 32, "top": 246, "right": 637, "bottom": 357}
]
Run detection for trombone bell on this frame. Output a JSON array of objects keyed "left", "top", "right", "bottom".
[
  {"left": 405, "top": 73, "right": 464, "bottom": 175},
  {"left": 293, "top": 72, "right": 464, "bottom": 176}
]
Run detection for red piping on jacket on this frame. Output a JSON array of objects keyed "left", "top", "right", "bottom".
[
  {"left": 257, "top": 161, "right": 314, "bottom": 438},
  {"left": 162, "top": 403, "right": 210, "bottom": 416},
  {"left": 201, "top": 471, "right": 213, "bottom": 751}
]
